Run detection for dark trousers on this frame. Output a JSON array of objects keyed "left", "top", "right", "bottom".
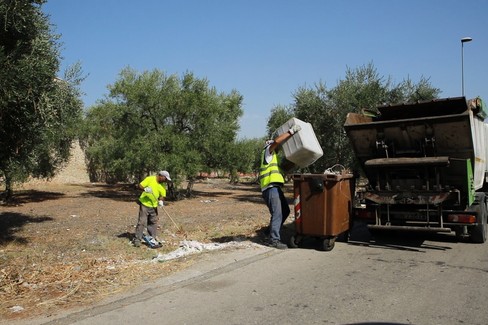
[{"left": 135, "top": 204, "right": 159, "bottom": 240}]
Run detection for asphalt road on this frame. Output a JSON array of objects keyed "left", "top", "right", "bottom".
[{"left": 13, "top": 223, "right": 488, "bottom": 325}]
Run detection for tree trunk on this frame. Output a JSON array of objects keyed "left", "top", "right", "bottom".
[
  {"left": 4, "top": 175, "right": 13, "bottom": 202},
  {"left": 167, "top": 181, "right": 182, "bottom": 201},
  {"left": 229, "top": 170, "right": 239, "bottom": 184},
  {"left": 186, "top": 178, "right": 195, "bottom": 198}
]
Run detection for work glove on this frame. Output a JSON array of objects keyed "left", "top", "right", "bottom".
[
  {"left": 144, "top": 187, "right": 153, "bottom": 193},
  {"left": 158, "top": 200, "right": 164, "bottom": 207},
  {"left": 288, "top": 124, "right": 301, "bottom": 135}
]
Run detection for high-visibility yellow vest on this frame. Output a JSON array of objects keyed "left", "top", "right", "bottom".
[
  {"left": 259, "top": 149, "right": 284, "bottom": 190},
  {"left": 139, "top": 175, "right": 167, "bottom": 208}
]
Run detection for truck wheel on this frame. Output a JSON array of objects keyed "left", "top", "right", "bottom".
[{"left": 470, "top": 193, "right": 487, "bottom": 243}]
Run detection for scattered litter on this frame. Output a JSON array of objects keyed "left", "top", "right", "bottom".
[
  {"left": 152, "top": 239, "right": 259, "bottom": 262},
  {"left": 9, "top": 305, "right": 24, "bottom": 313},
  {"left": 200, "top": 199, "right": 218, "bottom": 203}
]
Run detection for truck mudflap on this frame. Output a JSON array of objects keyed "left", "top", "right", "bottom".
[{"left": 368, "top": 224, "right": 452, "bottom": 233}]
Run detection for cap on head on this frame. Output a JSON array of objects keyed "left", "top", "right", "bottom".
[{"left": 158, "top": 170, "right": 171, "bottom": 181}]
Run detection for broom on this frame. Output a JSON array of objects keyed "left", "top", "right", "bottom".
[{"left": 161, "top": 205, "right": 185, "bottom": 234}]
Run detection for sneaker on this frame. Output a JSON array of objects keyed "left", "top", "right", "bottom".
[
  {"left": 132, "top": 239, "right": 141, "bottom": 247},
  {"left": 265, "top": 239, "right": 288, "bottom": 250},
  {"left": 143, "top": 234, "right": 162, "bottom": 249}
]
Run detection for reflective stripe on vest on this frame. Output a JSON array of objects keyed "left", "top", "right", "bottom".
[{"left": 259, "top": 149, "right": 284, "bottom": 189}]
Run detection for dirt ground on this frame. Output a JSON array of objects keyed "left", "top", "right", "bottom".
[{"left": 0, "top": 176, "right": 292, "bottom": 321}]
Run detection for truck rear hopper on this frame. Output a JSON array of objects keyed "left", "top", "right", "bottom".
[{"left": 344, "top": 97, "right": 488, "bottom": 242}]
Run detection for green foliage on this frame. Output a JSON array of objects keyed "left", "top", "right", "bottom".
[
  {"left": 0, "top": 0, "right": 84, "bottom": 198},
  {"left": 80, "top": 68, "right": 244, "bottom": 186},
  {"left": 292, "top": 81, "right": 332, "bottom": 173},
  {"left": 388, "top": 76, "right": 441, "bottom": 103},
  {"left": 226, "top": 138, "right": 264, "bottom": 183},
  {"left": 266, "top": 62, "right": 440, "bottom": 173},
  {"left": 265, "top": 105, "right": 293, "bottom": 138}
]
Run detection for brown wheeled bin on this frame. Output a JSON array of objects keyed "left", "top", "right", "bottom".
[{"left": 290, "top": 173, "right": 354, "bottom": 251}]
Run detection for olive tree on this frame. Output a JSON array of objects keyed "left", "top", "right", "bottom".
[
  {"left": 0, "top": 0, "right": 84, "bottom": 200},
  {"left": 81, "top": 68, "right": 243, "bottom": 196},
  {"left": 267, "top": 62, "right": 440, "bottom": 173}
]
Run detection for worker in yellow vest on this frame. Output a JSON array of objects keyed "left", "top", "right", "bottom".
[
  {"left": 133, "top": 170, "right": 171, "bottom": 248},
  {"left": 259, "top": 124, "right": 301, "bottom": 249}
]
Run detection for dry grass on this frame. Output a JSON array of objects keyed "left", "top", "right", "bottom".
[{"left": 0, "top": 178, "right": 277, "bottom": 321}]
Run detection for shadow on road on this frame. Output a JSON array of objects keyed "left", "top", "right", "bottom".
[
  {"left": 209, "top": 218, "right": 463, "bottom": 253},
  {"left": 346, "top": 221, "right": 457, "bottom": 252}
]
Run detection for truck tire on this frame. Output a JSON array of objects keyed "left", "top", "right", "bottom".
[{"left": 470, "top": 193, "right": 487, "bottom": 243}]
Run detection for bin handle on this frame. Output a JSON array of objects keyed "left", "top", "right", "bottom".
[{"left": 324, "top": 164, "right": 346, "bottom": 175}]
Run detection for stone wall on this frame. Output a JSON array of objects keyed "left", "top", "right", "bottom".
[{"left": 49, "top": 141, "right": 91, "bottom": 184}]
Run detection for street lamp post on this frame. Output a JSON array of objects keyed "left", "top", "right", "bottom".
[{"left": 461, "top": 37, "right": 472, "bottom": 97}]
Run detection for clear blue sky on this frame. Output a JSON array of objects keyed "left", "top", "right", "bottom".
[{"left": 43, "top": 0, "right": 488, "bottom": 139}]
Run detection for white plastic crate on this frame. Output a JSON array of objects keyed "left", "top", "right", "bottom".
[{"left": 275, "top": 118, "right": 323, "bottom": 168}]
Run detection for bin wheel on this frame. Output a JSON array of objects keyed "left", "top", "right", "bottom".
[
  {"left": 288, "top": 235, "right": 301, "bottom": 248},
  {"left": 320, "top": 237, "right": 335, "bottom": 251}
]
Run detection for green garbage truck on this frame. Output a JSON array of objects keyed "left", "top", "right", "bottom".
[{"left": 344, "top": 97, "right": 488, "bottom": 242}]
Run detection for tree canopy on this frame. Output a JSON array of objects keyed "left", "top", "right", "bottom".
[
  {"left": 80, "top": 68, "right": 244, "bottom": 193},
  {"left": 0, "top": 0, "right": 84, "bottom": 199},
  {"left": 267, "top": 63, "right": 441, "bottom": 173}
]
